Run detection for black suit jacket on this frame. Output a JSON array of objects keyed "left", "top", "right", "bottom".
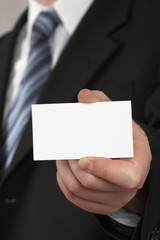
[{"left": 0, "top": 0, "right": 160, "bottom": 239}]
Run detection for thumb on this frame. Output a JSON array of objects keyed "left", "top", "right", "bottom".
[
  {"left": 78, "top": 156, "right": 141, "bottom": 189},
  {"left": 78, "top": 89, "right": 111, "bottom": 103}
]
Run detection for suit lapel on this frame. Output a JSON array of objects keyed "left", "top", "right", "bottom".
[
  {"left": 38, "top": 0, "right": 133, "bottom": 104},
  {"left": 0, "top": 11, "right": 27, "bottom": 133},
  {"left": 2, "top": 0, "right": 133, "bottom": 182}
]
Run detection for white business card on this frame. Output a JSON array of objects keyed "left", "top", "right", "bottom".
[{"left": 32, "top": 101, "right": 133, "bottom": 160}]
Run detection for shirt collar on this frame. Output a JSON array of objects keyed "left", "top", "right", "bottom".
[{"left": 27, "top": 0, "right": 94, "bottom": 37}]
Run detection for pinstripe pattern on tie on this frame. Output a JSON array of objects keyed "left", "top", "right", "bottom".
[{"left": 0, "top": 10, "right": 60, "bottom": 172}]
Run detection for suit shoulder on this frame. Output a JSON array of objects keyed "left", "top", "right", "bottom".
[{"left": 0, "top": 32, "right": 13, "bottom": 48}]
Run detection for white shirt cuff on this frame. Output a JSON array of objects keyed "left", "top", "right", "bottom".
[{"left": 109, "top": 208, "right": 140, "bottom": 227}]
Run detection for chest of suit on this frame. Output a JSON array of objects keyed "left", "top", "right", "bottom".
[{"left": 0, "top": 0, "right": 160, "bottom": 240}]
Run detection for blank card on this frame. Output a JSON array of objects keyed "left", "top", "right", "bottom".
[{"left": 32, "top": 101, "right": 133, "bottom": 160}]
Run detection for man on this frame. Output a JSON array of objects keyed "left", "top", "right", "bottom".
[{"left": 0, "top": 0, "right": 160, "bottom": 239}]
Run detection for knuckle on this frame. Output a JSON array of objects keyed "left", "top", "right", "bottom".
[
  {"left": 68, "top": 181, "right": 81, "bottom": 195},
  {"left": 81, "top": 175, "right": 95, "bottom": 189},
  {"left": 124, "top": 167, "right": 141, "bottom": 189},
  {"left": 64, "top": 188, "right": 74, "bottom": 201}
]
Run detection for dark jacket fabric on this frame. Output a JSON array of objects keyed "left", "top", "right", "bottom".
[{"left": 0, "top": 0, "right": 160, "bottom": 239}]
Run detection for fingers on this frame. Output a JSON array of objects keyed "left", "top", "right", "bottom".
[
  {"left": 57, "top": 173, "right": 113, "bottom": 214},
  {"left": 78, "top": 89, "right": 111, "bottom": 103},
  {"left": 78, "top": 151, "right": 150, "bottom": 190},
  {"left": 56, "top": 160, "right": 136, "bottom": 215},
  {"left": 56, "top": 160, "right": 117, "bottom": 202},
  {"left": 68, "top": 160, "right": 127, "bottom": 192},
  {"left": 132, "top": 121, "right": 152, "bottom": 160},
  {"left": 78, "top": 157, "right": 138, "bottom": 189},
  {"left": 77, "top": 120, "right": 151, "bottom": 190},
  {"left": 56, "top": 90, "right": 152, "bottom": 215}
]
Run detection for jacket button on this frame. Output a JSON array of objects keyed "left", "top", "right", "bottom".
[
  {"left": 4, "top": 198, "right": 17, "bottom": 204},
  {"left": 151, "top": 227, "right": 160, "bottom": 240}
]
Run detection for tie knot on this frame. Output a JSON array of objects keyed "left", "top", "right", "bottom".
[{"left": 32, "top": 10, "right": 60, "bottom": 42}]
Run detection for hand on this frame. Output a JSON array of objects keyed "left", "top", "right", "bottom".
[{"left": 56, "top": 89, "right": 152, "bottom": 215}]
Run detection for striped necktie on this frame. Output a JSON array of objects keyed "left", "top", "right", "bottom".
[{"left": 0, "top": 10, "right": 60, "bottom": 172}]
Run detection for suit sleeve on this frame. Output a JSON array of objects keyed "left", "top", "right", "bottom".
[{"left": 94, "top": 73, "right": 160, "bottom": 239}]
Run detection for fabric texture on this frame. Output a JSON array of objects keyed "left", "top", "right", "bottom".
[
  {"left": 0, "top": 10, "right": 60, "bottom": 171},
  {"left": 0, "top": 0, "right": 160, "bottom": 239}
]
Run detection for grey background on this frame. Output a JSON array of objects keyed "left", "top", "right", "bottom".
[{"left": 0, "top": 0, "right": 27, "bottom": 36}]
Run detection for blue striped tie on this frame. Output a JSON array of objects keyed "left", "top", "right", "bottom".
[{"left": 1, "top": 10, "right": 60, "bottom": 172}]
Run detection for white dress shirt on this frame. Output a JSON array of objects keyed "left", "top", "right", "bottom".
[
  {"left": 3, "top": 0, "right": 139, "bottom": 228},
  {"left": 3, "top": 0, "right": 93, "bottom": 122}
]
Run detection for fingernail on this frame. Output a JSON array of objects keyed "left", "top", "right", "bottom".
[{"left": 78, "top": 157, "right": 94, "bottom": 172}]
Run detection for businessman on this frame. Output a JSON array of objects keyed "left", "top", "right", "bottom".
[{"left": 0, "top": 0, "right": 160, "bottom": 239}]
